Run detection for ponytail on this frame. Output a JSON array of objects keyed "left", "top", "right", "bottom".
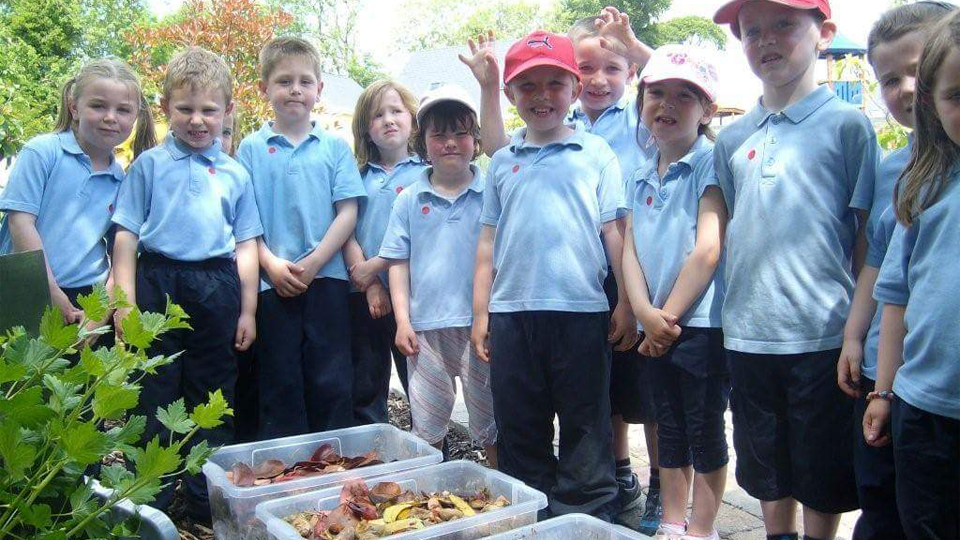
[
  {"left": 132, "top": 93, "right": 157, "bottom": 159},
  {"left": 53, "top": 77, "right": 78, "bottom": 133}
]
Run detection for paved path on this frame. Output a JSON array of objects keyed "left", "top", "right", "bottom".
[{"left": 390, "top": 368, "right": 861, "bottom": 539}]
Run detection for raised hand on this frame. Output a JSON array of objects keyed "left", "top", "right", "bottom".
[{"left": 459, "top": 30, "right": 501, "bottom": 89}]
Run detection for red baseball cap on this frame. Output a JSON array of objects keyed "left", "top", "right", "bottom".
[
  {"left": 503, "top": 31, "right": 581, "bottom": 84},
  {"left": 714, "top": 0, "right": 831, "bottom": 38}
]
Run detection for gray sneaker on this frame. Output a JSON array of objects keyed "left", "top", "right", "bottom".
[
  {"left": 639, "top": 487, "right": 663, "bottom": 536},
  {"left": 613, "top": 472, "right": 644, "bottom": 528}
]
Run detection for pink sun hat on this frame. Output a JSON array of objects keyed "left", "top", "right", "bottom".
[{"left": 639, "top": 45, "right": 720, "bottom": 103}]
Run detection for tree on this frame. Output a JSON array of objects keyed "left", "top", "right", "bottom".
[
  {"left": 77, "top": 0, "right": 152, "bottom": 60},
  {"left": 268, "top": 0, "right": 386, "bottom": 88},
  {"left": 0, "top": 0, "right": 80, "bottom": 158},
  {"left": 550, "top": 0, "right": 671, "bottom": 46},
  {"left": 395, "top": 0, "right": 551, "bottom": 49},
  {"left": 653, "top": 16, "right": 727, "bottom": 49},
  {"left": 125, "top": 0, "right": 294, "bottom": 142}
]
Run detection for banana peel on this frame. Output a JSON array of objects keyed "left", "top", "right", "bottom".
[
  {"left": 447, "top": 494, "right": 476, "bottom": 517},
  {"left": 383, "top": 518, "right": 424, "bottom": 534},
  {"left": 381, "top": 503, "right": 414, "bottom": 523}
]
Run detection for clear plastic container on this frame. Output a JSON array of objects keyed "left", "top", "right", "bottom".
[
  {"left": 479, "top": 514, "right": 651, "bottom": 539},
  {"left": 203, "top": 423, "right": 442, "bottom": 540},
  {"left": 255, "top": 460, "right": 548, "bottom": 540}
]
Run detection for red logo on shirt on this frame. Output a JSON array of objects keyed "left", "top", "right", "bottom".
[
  {"left": 512, "top": 165, "right": 520, "bottom": 173},
  {"left": 395, "top": 186, "right": 403, "bottom": 194},
  {"left": 747, "top": 149, "right": 756, "bottom": 160},
  {"left": 421, "top": 206, "right": 430, "bottom": 215},
  {"left": 208, "top": 167, "right": 216, "bottom": 174},
  {"left": 646, "top": 196, "right": 653, "bottom": 206},
  {"left": 268, "top": 147, "right": 276, "bottom": 154}
]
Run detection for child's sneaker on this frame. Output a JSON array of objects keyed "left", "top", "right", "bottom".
[
  {"left": 617, "top": 471, "right": 643, "bottom": 511},
  {"left": 680, "top": 530, "right": 720, "bottom": 540},
  {"left": 653, "top": 522, "right": 686, "bottom": 540},
  {"left": 639, "top": 487, "right": 663, "bottom": 535}
]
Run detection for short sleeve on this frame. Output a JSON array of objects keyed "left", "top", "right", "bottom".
[
  {"left": 331, "top": 140, "right": 366, "bottom": 202},
  {"left": 597, "top": 152, "right": 625, "bottom": 223},
  {"left": 233, "top": 174, "right": 263, "bottom": 242},
  {"left": 378, "top": 191, "right": 411, "bottom": 260},
  {"left": 865, "top": 207, "right": 895, "bottom": 268},
  {"left": 713, "top": 137, "right": 736, "bottom": 217},
  {"left": 111, "top": 156, "right": 150, "bottom": 234},
  {"left": 0, "top": 147, "right": 51, "bottom": 215},
  {"left": 694, "top": 149, "right": 720, "bottom": 200},
  {"left": 235, "top": 136, "right": 255, "bottom": 175},
  {"left": 623, "top": 170, "right": 639, "bottom": 210},
  {"left": 480, "top": 162, "right": 502, "bottom": 227},
  {"left": 846, "top": 115, "right": 881, "bottom": 211},
  {"left": 873, "top": 222, "right": 910, "bottom": 306}
]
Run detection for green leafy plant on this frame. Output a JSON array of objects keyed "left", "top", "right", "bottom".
[{"left": 0, "top": 284, "right": 233, "bottom": 539}]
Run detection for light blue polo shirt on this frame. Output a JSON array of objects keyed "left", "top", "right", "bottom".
[
  {"left": 568, "top": 96, "right": 658, "bottom": 186},
  {"left": 481, "top": 126, "right": 625, "bottom": 313},
  {"left": 354, "top": 156, "right": 426, "bottom": 289},
  {"left": 874, "top": 172, "right": 960, "bottom": 419},
  {"left": 859, "top": 140, "right": 912, "bottom": 379},
  {"left": 627, "top": 135, "right": 723, "bottom": 328},
  {"left": 0, "top": 131, "right": 124, "bottom": 288},
  {"left": 714, "top": 85, "right": 880, "bottom": 354},
  {"left": 236, "top": 122, "right": 365, "bottom": 290},
  {"left": 379, "top": 166, "right": 484, "bottom": 331},
  {"left": 862, "top": 206, "right": 901, "bottom": 380},
  {"left": 112, "top": 134, "right": 263, "bottom": 261}
]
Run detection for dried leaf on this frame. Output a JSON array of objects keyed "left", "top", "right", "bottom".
[
  {"left": 310, "top": 443, "right": 336, "bottom": 463},
  {"left": 253, "top": 458, "right": 286, "bottom": 479},
  {"left": 230, "top": 462, "right": 255, "bottom": 487},
  {"left": 369, "top": 481, "right": 402, "bottom": 504}
]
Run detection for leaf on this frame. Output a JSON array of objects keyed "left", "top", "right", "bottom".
[
  {"left": 125, "top": 477, "right": 163, "bottom": 505},
  {"left": 157, "top": 399, "right": 194, "bottom": 434},
  {"left": 61, "top": 422, "right": 108, "bottom": 465},
  {"left": 140, "top": 351, "right": 177, "bottom": 375},
  {"left": 190, "top": 389, "right": 233, "bottom": 429},
  {"left": 40, "top": 305, "right": 80, "bottom": 350},
  {"left": 132, "top": 436, "right": 181, "bottom": 479},
  {"left": 79, "top": 344, "right": 105, "bottom": 377},
  {"left": 162, "top": 297, "right": 192, "bottom": 332},
  {"left": 75, "top": 283, "right": 110, "bottom": 323},
  {"left": 43, "top": 374, "right": 83, "bottom": 413},
  {"left": 0, "top": 386, "right": 56, "bottom": 428},
  {"left": 99, "top": 463, "right": 135, "bottom": 490},
  {"left": 20, "top": 503, "right": 52, "bottom": 529},
  {"left": 69, "top": 481, "right": 96, "bottom": 518},
  {"left": 0, "top": 359, "right": 27, "bottom": 383},
  {"left": 92, "top": 382, "right": 139, "bottom": 420},
  {"left": 106, "top": 414, "right": 146, "bottom": 447},
  {"left": 120, "top": 308, "right": 152, "bottom": 349},
  {"left": 0, "top": 421, "right": 37, "bottom": 478},
  {"left": 184, "top": 439, "right": 212, "bottom": 475}
]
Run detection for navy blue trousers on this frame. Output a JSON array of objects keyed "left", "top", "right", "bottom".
[
  {"left": 348, "top": 291, "right": 407, "bottom": 425},
  {"left": 852, "top": 378, "right": 904, "bottom": 540}
]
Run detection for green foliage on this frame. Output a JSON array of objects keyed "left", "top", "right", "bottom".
[
  {"left": 76, "top": 0, "right": 152, "bottom": 59},
  {"left": 0, "top": 284, "right": 230, "bottom": 538},
  {"left": 396, "top": 0, "right": 550, "bottom": 49},
  {"left": 550, "top": 0, "right": 671, "bottom": 46},
  {"left": 653, "top": 16, "right": 727, "bottom": 49},
  {"left": 4, "top": 0, "right": 81, "bottom": 59},
  {"left": 878, "top": 122, "right": 909, "bottom": 152}
]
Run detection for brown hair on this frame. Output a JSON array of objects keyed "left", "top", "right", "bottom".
[
  {"left": 352, "top": 80, "right": 419, "bottom": 171},
  {"left": 54, "top": 58, "right": 157, "bottom": 160},
  {"left": 895, "top": 11, "right": 960, "bottom": 226},
  {"left": 163, "top": 47, "right": 233, "bottom": 105},
  {"left": 414, "top": 101, "right": 482, "bottom": 163},
  {"left": 259, "top": 36, "right": 322, "bottom": 81},
  {"left": 867, "top": 1, "right": 957, "bottom": 65},
  {"left": 636, "top": 81, "right": 716, "bottom": 144}
]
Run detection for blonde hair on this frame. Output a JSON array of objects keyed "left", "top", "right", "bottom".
[
  {"left": 259, "top": 36, "right": 322, "bottom": 81},
  {"left": 352, "top": 80, "right": 419, "bottom": 171},
  {"left": 163, "top": 47, "right": 233, "bottom": 104},
  {"left": 54, "top": 58, "right": 157, "bottom": 160},
  {"left": 568, "top": 16, "right": 600, "bottom": 43},
  {"left": 896, "top": 11, "right": 960, "bottom": 226}
]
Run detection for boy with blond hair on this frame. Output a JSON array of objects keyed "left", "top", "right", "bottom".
[
  {"left": 236, "top": 36, "right": 366, "bottom": 438},
  {"left": 112, "top": 46, "right": 262, "bottom": 519}
]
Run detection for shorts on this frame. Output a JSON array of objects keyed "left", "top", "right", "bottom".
[
  {"left": 407, "top": 326, "right": 497, "bottom": 447},
  {"left": 727, "top": 348, "right": 858, "bottom": 513},
  {"left": 647, "top": 328, "right": 729, "bottom": 472},
  {"left": 604, "top": 272, "right": 656, "bottom": 424}
]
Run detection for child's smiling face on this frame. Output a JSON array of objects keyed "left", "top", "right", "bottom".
[
  {"left": 575, "top": 37, "right": 635, "bottom": 118},
  {"left": 640, "top": 80, "right": 714, "bottom": 147},
  {"left": 871, "top": 31, "right": 926, "bottom": 130},
  {"left": 505, "top": 65, "right": 582, "bottom": 137},
  {"left": 162, "top": 85, "right": 232, "bottom": 151},
  {"left": 933, "top": 45, "right": 960, "bottom": 147},
  {"left": 737, "top": 2, "right": 833, "bottom": 90},
  {"left": 70, "top": 78, "right": 139, "bottom": 156}
]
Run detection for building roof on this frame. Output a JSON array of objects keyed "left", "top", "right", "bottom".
[
  {"left": 320, "top": 71, "right": 364, "bottom": 112},
  {"left": 820, "top": 34, "right": 867, "bottom": 58}
]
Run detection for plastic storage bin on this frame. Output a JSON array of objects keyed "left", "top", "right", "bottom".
[
  {"left": 256, "top": 460, "right": 548, "bottom": 540},
  {"left": 203, "top": 423, "right": 443, "bottom": 540},
  {"left": 480, "top": 514, "right": 651, "bottom": 539}
]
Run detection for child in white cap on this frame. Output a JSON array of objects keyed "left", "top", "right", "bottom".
[
  {"left": 379, "top": 85, "right": 497, "bottom": 466},
  {"left": 618, "top": 43, "right": 728, "bottom": 540}
]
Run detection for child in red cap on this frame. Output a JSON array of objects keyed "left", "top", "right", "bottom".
[
  {"left": 471, "top": 30, "right": 629, "bottom": 521},
  {"left": 711, "top": 1, "right": 879, "bottom": 539}
]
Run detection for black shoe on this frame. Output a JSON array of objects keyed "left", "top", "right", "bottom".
[
  {"left": 617, "top": 472, "right": 643, "bottom": 511},
  {"left": 638, "top": 487, "right": 663, "bottom": 536}
]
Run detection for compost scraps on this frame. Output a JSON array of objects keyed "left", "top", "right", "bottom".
[
  {"left": 283, "top": 479, "right": 510, "bottom": 539},
  {"left": 225, "top": 444, "right": 385, "bottom": 486}
]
